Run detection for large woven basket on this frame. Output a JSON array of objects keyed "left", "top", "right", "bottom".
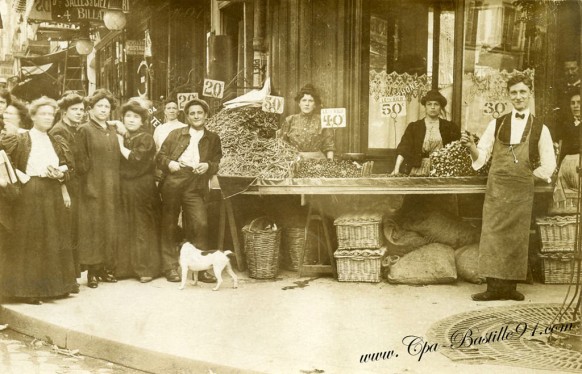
[
  {"left": 334, "top": 247, "right": 386, "bottom": 283},
  {"left": 536, "top": 215, "right": 579, "bottom": 251},
  {"left": 548, "top": 192, "right": 579, "bottom": 215},
  {"left": 281, "top": 227, "right": 305, "bottom": 271},
  {"left": 334, "top": 213, "right": 383, "bottom": 250},
  {"left": 539, "top": 252, "right": 579, "bottom": 284},
  {"left": 242, "top": 217, "right": 281, "bottom": 279}
]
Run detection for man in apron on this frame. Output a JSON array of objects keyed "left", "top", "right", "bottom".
[{"left": 461, "top": 74, "right": 556, "bottom": 301}]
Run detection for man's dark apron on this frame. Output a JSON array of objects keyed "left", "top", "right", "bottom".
[{"left": 478, "top": 116, "right": 534, "bottom": 281}]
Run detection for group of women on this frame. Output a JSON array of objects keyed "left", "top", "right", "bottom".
[{"left": 0, "top": 88, "right": 160, "bottom": 304}]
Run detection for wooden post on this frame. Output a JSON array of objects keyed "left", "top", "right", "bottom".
[
  {"left": 432, "top": 2, "right": 441, "bottom": 90},
  {"left": 452, "top": 0, "right": 465, "bottom": 130}
]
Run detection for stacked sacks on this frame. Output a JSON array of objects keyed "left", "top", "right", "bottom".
[{"left": 383, "top": 206, "right": 483, "bottom": 284}]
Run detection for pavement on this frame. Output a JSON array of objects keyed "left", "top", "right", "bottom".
[{"left": 0, "top": 270, "right": 576, "bottom": 374}]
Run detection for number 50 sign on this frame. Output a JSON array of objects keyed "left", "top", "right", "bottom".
[{"left": 321, "top": 108, "right": 347, "bottom": 128}]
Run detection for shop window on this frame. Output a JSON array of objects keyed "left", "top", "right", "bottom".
[
  {"left": 462, "top": 0, "right": 533, "bottom": 136},
  {"left": 365, "top": 0, "right": 455, "bottom": 153}
]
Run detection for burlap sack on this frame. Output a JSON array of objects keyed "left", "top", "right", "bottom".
[
  {"left": 455, "top": 243, "right": 485, "bottom": 284},
  {"left": 387, "top": 243, "right": 457, "bottom": 284},
  {"left": 383, "top": 217, "right": 429, "bottom": 256},
  {"left": 400, "top": 209, "right": 480, "bottom": 249}
]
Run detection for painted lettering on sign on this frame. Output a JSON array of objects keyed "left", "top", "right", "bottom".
[
  {"left": 177, "top": 93, "right": 199, "bottom": 110},
  {"left": 202, "top": 79, "right": 225, "bottom": 99},
  {"left": 321, "top": 108, "right": 347, "bottom": 128},
  {"left": 262, "top": 95, "right": 285, "bottom": 114}
]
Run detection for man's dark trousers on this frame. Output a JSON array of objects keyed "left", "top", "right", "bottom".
[{"left": 160, "top": 168, "right": 209, "bottom": 273}]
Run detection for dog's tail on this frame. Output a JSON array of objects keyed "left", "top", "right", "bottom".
[{"left": 224, "top": 250, "right": 234, "bottom": 257}]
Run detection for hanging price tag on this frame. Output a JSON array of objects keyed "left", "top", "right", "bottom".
[
  {"left": 321, "top": 108, "right": 347, "bottom": 128},
  {"left": 202, "top": 79, "right": 225, "bottom": 99},
  {"left": 483, "top": 101, "right": 509, "bottom": 119},
  {"left": 262, "top": 95, "right": 285, "bottom": 114},
  {"left": 380, "top": 96, "right": 406, "bottom": 118},
  {"left": 177, "top": 93, "right": 199, "bottom": 110}
]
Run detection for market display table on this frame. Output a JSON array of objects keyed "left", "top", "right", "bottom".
[{"left": 216, "top": 176, "right": 555, "bottom": 274}]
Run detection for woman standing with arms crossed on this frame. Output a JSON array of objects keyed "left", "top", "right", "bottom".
[
  {"left": 76, "top": 89, "right": 121, "bottom": 289},
  {"left": 0, "top": 97, "right": 77, "bottom": 304}
]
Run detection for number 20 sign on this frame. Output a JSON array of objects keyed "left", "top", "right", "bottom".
[
  {"left": 321, "top": 108, "right": 347, "bottom": 128},
  {"left": 202, "top": 79, "right": 225, "bottom": 99}
]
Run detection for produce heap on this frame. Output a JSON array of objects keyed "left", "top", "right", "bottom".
[
  {"left": 205, "top": 107, "right": 298, "bottom": 179},
  {"left": 294, "top": 159, "right": 363, "bottom": 178},
  {"left": 429, "top": 134, "right": 491, "bottom": 177}
]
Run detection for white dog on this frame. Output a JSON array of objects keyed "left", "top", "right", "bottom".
[{"left": 178, "top": 242, "right": 238, "bottom": 291}]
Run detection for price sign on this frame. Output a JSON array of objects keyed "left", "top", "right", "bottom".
[
  {"left": 202, "top": 79, "right": 225, "bottom": 99},
  {"left": 483, "top": 101, "right": 509, "bottom": 118},
  {"left": 380, "top": 96, "right": 406, "bottom": 118},
  {"left": 177, "top": 92, "right": 199, "bottom": 110},
  {"left": 262, "top": 95, "right": 285, "bottom": 114},
  {"left": 321, "top": 108, "right": 347, "bottom": 128}
]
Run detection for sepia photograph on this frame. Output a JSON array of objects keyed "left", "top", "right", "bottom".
[{"left": 0, "top": 0, "right": 581, "bottom": 373}]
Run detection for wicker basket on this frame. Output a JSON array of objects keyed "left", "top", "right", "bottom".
[
  {"left": 334, "top": 213, "right": 383, "bottom": 250},
  {"left": 548, "top": 192, "right": 579, "bottom": 215},
  {"left": 281, "top": 227, "right": 305, "bottom": 271},
  {"left": 242, "top": 217, "right": 281, "bottom": 279},
  {"left": 334, "top": 247, "right": 386, "bottom": 283},
  {"left": 539, "top": 252, "right": 579, "bottom": 284},
  {"left": 536, "top": 215, "right": 579, "bottom": 251}
]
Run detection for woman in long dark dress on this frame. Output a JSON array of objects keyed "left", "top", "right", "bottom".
[
  {"left": 115, "top": 101, "right": 161, "bottom": 282},
  {"left": 0, "top": 97, "right": 77, "bottom": 304},
  {"left": 76, "top": 89, "right": 121, "bottom": 288}
]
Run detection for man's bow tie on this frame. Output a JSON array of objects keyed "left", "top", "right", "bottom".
[{"left": 515, "top": 112, "right": 525, "bottom": 119}]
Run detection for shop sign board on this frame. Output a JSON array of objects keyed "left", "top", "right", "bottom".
[
  {"left": 262, "top": 95, "right": 285, "bottom": 114},
  {"left": 30, "top": 0, "right": 55, "bottom": 21},
  {"left": 51, "top": 0, "right": 130, "bottom": 23},
  {"left": 321, "top": 108, "right": 347, "bottom": 128},
  {"left": 202, "top": 79, "right": 225, "bottom": 99},
  {"left": 126, "top": 40, "right": 145, "bottom": 56},
  {"left": 177, "top": 93, "right": 200, "bottom": 110},
  {"left": 380, "top": 95, "right": 406, "bottom": 118}
]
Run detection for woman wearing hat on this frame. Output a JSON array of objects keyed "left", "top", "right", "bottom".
[
  {"left": 279, "top": 84, "right": 335, "bottom": 160},
  {"left": 391, "top": 89, "right": 460, "bottom": 175}
]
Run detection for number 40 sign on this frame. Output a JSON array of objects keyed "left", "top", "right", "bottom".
[{"left": 321, "top": 108, "right": 347, "bottom": 128}]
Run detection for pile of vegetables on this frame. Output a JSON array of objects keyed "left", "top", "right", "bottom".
[
  {"left": 429, "top": 134, "right": 491, "bottom": 177},
  {"left": 205, "top": 107, "right": 298, "bottom": 179},
  {"left": 294, "top": 160, "right": 363, "bottom": 178}
]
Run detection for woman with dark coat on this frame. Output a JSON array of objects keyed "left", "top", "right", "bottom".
[
  {"left": 392, "top": 90, "right": 460, "bottom": 175},
  {"left": 0, "top": 97, "right": 77, "bottom": 304},
  {"left": 115, "top": 101, "right": 161, "bottom": 282},
  {"left": 75, "top": 89, "right": 121, "bottom": 289}
]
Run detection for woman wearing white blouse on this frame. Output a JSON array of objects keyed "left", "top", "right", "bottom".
[
  {"left": 461, "top": 74, "right": 556, "bottom": 302},
  {"left": 0, "top": 97, "right": 77, "bottom": 304}
]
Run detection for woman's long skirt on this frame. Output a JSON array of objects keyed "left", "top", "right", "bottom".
[
  {"left": 0, "top": 177, "right": 77, "bottom": 298},
  {"left": 115, "top": 174, "right": 161, "bottom": 279}
]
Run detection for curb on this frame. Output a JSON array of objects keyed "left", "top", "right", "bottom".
[{"left": 0, "top": 305, "right": 262, "bottom": 374}]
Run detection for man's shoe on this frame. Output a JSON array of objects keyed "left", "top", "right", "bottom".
[
  {"left": 198, "top": 271, "right": 217, "bottom": 283},
  {"left": 99, "top": 269, "right": 117, "bottom": 283},
  {"left": 87, "top": 272, "right": 99, "bottom": 288},
  {"left": 165, "top": 269, "right": 181, "bottom": 282},
  {"left": 139, "top": 276, "right": 153, "bottom": 283},
  {"left": 471, "top": 291, "right": 504, "bottom": 301},
  {"left": 503, "top": 290, "right": 525, "bottom": 301}
]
